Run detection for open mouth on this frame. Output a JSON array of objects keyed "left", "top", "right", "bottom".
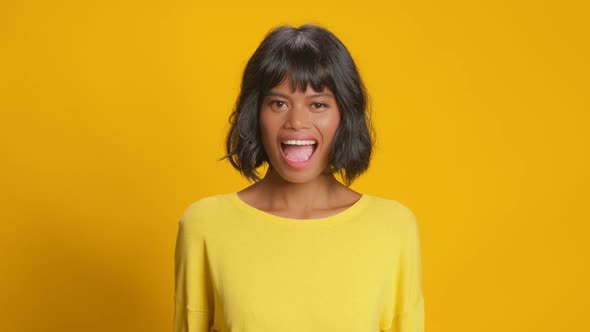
[{"left": 280, "top": 142, "right": 318, "bottom": 163}]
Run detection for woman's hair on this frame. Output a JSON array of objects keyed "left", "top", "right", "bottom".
[{"left": 220, "top": 23, "right": 374, "bottom": 186}]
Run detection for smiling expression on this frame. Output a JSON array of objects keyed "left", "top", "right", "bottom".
[{"left": 259, "top": 77, "right": 341, "bottom": 183}]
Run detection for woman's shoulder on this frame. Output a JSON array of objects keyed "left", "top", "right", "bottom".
[
  {"left": 184, "top": 192, "right": 232, "bottom": 210},
  {"left": 178, "top": 192, "right": 234, "bottom": 226},
  {"left": 364, "top": 193, "right": 418, "bottom": 224}
]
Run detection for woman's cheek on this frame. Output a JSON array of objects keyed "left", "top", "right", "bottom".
[{"left": 316, "top": 113, "right": 340, "bottom": 133}]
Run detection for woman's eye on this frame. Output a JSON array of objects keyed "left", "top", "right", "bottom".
[
  {"left": 312, "top": 102, "right": 327, "bottom": 109},
  {"left": 270, "top": 100, "right": 287, "bottom": 109}
]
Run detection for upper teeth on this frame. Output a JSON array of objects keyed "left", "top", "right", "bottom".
[{"left": 282, "top": 140, "right": 317, "bottom": 145}]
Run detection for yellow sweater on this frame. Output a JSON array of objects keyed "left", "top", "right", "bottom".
[{"left": 173, "top": 192, "right": 425, "bottom": 332}]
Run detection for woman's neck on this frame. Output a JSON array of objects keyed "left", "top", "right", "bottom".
[{"left": 250, "top": 167, "right": 346, "bottom": 211}]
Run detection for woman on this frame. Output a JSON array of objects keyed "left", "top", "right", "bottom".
[{"left": 174, "top": 24, "right": 425, "bottom": 332}]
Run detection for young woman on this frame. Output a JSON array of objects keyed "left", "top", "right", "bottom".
[{"left": 174, "top": 24, "right": 425, "bottom": 332}]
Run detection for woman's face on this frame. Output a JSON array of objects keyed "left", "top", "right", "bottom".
[{"left": 259, "top": 78, "right": 340, "bottom": 184}]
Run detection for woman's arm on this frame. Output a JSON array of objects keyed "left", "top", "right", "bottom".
[{"left": 173, "top": 204, "right": 214, "bottom": 332}]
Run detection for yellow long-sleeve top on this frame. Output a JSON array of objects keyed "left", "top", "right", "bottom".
[{"left": 173, "top": 192, "right": 425, "bottom": 332}]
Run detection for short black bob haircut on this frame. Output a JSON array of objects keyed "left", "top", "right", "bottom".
[{"left": 220, "top": 23, "right": 374, "bottom": 187}]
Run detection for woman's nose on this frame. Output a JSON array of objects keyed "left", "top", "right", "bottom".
[{"left": 284, "top": 104, "right": 310, "bottom": 130}]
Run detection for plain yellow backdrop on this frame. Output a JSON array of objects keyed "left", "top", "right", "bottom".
[{"left": 1, "top": 0, "right": 588, "bottom": 331}]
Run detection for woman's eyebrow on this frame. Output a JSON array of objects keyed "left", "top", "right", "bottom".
[{"left": 266, "top": 91, "right": 335, "bottom": 99}]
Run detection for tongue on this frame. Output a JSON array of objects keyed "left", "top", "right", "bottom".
[{"left": 283, "top": 144, "right": 314, "bottom": 162}]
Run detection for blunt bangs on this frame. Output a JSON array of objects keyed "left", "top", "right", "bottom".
[
  {"left": 221, "top": 24, "right": 374, "bottom": 186},
  {"left": 258, "top": 50, "right": 335, "bottom": 98}
]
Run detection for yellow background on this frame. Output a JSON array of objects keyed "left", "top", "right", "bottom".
[{"left": 2, "top": 0, "right": 588, "bottom": 331}]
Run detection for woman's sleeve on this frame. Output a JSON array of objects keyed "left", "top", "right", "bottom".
[
  {"left": 384, "top": 215, "right": 425, "bottom": 332},
  {"left": 173, "top": 207, "right": 214, "bottom": 332}
]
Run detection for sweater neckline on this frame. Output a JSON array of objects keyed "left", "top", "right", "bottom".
[{"left": 227, "top": 191, "right": 372, "bottom": 226}]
